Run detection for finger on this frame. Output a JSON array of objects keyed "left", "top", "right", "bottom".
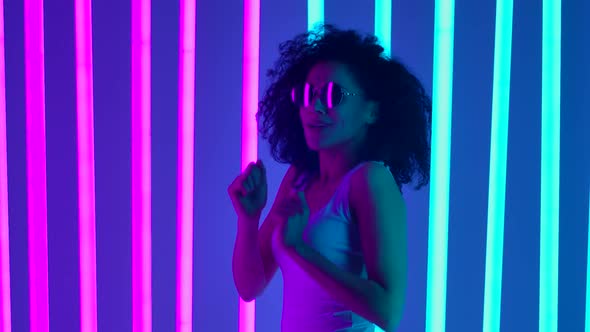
[
  {"left": 245, "top": 175, "right": 255, "bottom": 192},
  {"left": 229, "top": 179, "right": 247, "bottom": 198},
  {"left": 296, "top": 191, "right": 309, "bottom": 215},
  {"left": 237, "top": 176, "right": 249, "bottom": 196},
  {"left": 244, "top": 161, "right": 255, "bottom": 174},
  {"left": 250, "top": 165, "right": 261, "bottom": 187},
  {"left": 297, "top": 191, "right": 307, "bottom": 206},
  {"left": 239, "top": 165, "right": 253, "bottom": 191},
  {"left": 243, "top": 162, "right": 257, "bottom": 183},
  {"left": 246, "top": 161, "right": 262, "bottom": 190},
  {"left": 250, "top": 166, "right": 260, "bottom": 187}
]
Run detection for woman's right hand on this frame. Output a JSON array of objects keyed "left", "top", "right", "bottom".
[{"left": 228, "top": 159, "right": 268, "bottom": 220}]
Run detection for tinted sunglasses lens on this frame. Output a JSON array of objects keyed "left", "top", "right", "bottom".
[
  {"left": 290, "top": 85, "right": 301, "bottom": 106},
  {"left": 321, "top": 82, "right": 343, "bottom": 108},
  {"left": 291, "top": 83, "right": 312, "bottom": 107},
  {"left": 291, "top": 82, "right": 345, "bottom": 108}
]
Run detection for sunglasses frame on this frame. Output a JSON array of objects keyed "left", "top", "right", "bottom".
[{"left": 290, "top": 81, "right": 363, "bottom": 109}]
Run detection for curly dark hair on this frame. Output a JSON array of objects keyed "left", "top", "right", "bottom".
[{"left": 257, "top": 24, "right": 432, "bottom": 192}]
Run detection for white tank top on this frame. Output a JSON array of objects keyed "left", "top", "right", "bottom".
[{"left": 272, "top": 161, "right": 387, "bottom": 332}]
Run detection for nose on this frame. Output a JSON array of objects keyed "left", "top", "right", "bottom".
[{"left": 311, "top": 93, "right": 327, "bottom": 114}]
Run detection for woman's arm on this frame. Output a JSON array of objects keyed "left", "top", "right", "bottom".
[{"left": 232, "top": 164, "right": 299, "bottom": 301}]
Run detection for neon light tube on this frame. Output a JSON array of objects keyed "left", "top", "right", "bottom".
[
  {"left": 0, "top": 0, "right": 11, "bottom": 329},
  {"left": 425, "top": 0, "right": 455, "bottom": 331},
  {"left": 24, "top": 0, "right": 49, "bottom": 330},
  {"left": 239, "top": 0, "right": 259, "bottom": 331},
  {"left": 74, "top": 0, "right": 98, "bottom": 331},
  {"left": 586, "top": 187, "right": 590, "bottom": 332},
  {"left": 374, "top": 0, "right": 392, "bottom": 56},
  {"left": 131, "top": 0, "right": 152, "bottom": 331},
  {"left": 482, "top": 0, "right": 513, "bottom": 331},
  {"left": 307, "top": 0, "right": 324, "bottom": 31},
  {"left": 539, "top": 0, "right": 560, "bottom": 331},
  {"left": 176, "top": 0, "right": 196, "bottom": 331}
]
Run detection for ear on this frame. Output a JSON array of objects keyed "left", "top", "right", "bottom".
[{"left": 365, "top": 101, "right": 379, "bottom": 125}]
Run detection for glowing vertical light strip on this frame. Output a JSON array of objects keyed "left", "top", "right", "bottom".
[
  {"left": 374, "top": 0, "right": 392, "bottom": 56},
  {"left": 307, "top": 0, "right": 324, "bottom": 31},
  {"left": 0, "top": 0, "right": 11, "bottom": 330},
  {"left": 586, "top": 188, "right": 590, "bottom": 332},
  {"left": 24, "top": 0, "right": 49, "bottom": 330},
  {"left": 74, "top": 0, "right": 98, "bottom": 331},
  {"left": 131, "top": 0, "right": 152, "bottom": 331},
  {"left": 239, "top": 0, "right": 259, "bottom": 331},
  {"left": 425, "top": 0, "right": 455, "bottom": 331},
  {"left": 539, "top": 0, "right": 560, "bottom": 331},
  {"left": 176, "top": 0, "right": 196, "bottom": 331},
  {"left": 482, "top": 0, "right": 513, "bottom": 331}
]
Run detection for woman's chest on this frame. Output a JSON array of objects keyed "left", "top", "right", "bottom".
[
  {"left": 303, "top": 207, "right": 365, "bottom": 273},
  {"left": 304, "top": 182, "right": 342, "bottom": 216}
]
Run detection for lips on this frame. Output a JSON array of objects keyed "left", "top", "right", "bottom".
[{"left": 306, "top": 122, "right": 331, "bottom": 128}]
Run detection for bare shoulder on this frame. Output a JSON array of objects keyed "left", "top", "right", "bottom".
[
  {"left": 350, "top": 161, "right": 404, "bottom": 211},
  {"left": 351, "top": 161, "right": 394, "bottom": 184}
]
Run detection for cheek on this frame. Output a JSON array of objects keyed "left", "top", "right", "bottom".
[{"left": 333, "top": 111, "right": 365, "bottom": 134}]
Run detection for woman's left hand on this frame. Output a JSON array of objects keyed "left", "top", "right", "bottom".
[{"left": 277, "top": 190, "right": 310, "bottom": 249}]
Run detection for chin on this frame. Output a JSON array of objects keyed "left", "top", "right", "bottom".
[
  {"left": 305, "top": 138, "right": 334, "bottom": 151},
  {"left": 305, "top": 141, "right": 321, "bottom": 151}
]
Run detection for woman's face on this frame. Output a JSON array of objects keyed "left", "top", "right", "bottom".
[{"left": 298, "top": 61, "right": 377, "bottom": 152}]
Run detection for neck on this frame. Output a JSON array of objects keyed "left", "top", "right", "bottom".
[{"left": 315, "top": 143, "right": 365, "bottom": 186}]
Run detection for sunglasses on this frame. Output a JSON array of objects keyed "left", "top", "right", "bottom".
[{"left": 290, "top": 81, "right": 362, "bottom": 109}]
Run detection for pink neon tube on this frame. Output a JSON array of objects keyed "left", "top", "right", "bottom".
[
  {"left": 24, "top": 0, "right": 49, "bottom": 331},
  {"left": 74, "top": 0, "right": 98, "bottom": 331},
  {"left": 0, "top": 0, "right": 11, "bottom": 330},
  {"left": 240, "top": 0, "right": 260, "bottom": 331},
  {"left": 131, "top": 0, "right": 152, "bottom": 331},
  {"left": 176, "top": 0, "right": 196, "bottom": 331}
]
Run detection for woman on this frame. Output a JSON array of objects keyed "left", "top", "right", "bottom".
[{"left": 229, "top": 25, "right": 431, "bottom": 331}]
